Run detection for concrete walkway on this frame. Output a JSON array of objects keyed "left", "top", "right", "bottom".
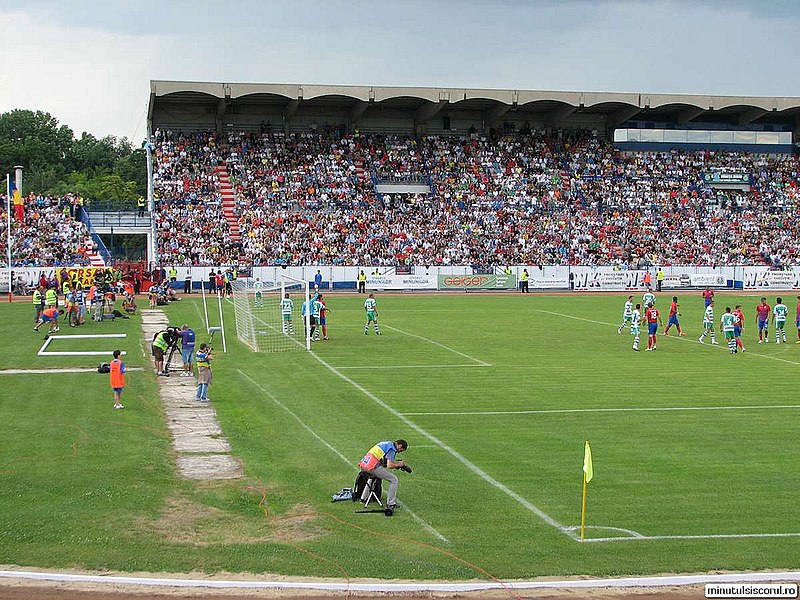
[{"left": 140, "top": 309, "right": 242, "bottom": 480}]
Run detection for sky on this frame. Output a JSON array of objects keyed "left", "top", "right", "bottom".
[{"left": 1, "top": 0, "right": 799, "bottom": 143}]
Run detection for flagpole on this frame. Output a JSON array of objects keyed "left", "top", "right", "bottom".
[
  {"left": 580, "top": 470, "right": 588, "bottom": 542},
  {"left": 6, "top": 174, "right": 11, "bottom": 303}
]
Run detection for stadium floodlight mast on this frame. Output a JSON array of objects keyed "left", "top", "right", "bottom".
[{"left": 231, "top": 273, "right": 311, "bottom": 353}]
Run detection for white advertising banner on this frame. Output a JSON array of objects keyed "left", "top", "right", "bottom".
[
  {"left": 661, "top": 274, "right": 691, "bottom": 289},
  {"left": 741, "top": 269, "right": 799, "bottom": 290},
  {"left": 689, "top": 274, "right": 728, "bottom": 288},
  {"left": 529, "top": 277, "right": 569, "bottom": 290},
  {"left": 366, "top": 275, "right": 437, "bottom": 290},
  {"left": 572, "top": 270, "right": 645, "bottom": 291}
]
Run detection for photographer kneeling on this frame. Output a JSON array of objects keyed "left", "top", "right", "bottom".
[{"left": 357, "top": 439, "right": 409, "bottom": 514}]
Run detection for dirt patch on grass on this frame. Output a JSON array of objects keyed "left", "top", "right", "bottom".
[{"left": 137, "top": 495, "right": 325, "bottom": 547}]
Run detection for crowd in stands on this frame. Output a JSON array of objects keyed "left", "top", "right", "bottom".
[
  {"left": 8, "top": 194, "right": 96, "bottom": 267},
  {"left": 149, "top": 128, "right": 800, "bottom": 267}
]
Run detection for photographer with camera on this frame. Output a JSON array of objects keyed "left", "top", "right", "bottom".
[
  {"left": 152, "top": 327, "right": 180, "bottom": 377},
  {"left": 357, "top": 439, "right": 409, "bottom": 515}
]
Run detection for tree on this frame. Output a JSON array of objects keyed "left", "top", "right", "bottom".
[{"left": 0, "top": 110, "right": 74, "bottom": 181}]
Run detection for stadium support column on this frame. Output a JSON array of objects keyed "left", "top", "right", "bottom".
[{"left": 145, "top": 131, "right": 157, "bottom": 267}]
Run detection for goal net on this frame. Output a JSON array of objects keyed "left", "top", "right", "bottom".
[{"left": 232, "top": 275, "right": 310, "bottom": 352}]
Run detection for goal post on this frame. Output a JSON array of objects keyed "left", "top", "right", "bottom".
[{"left": 231, "top": 275, "right": 311, "bottom": 352}]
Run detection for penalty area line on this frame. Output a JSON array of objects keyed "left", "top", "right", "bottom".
[
  {"left": 535, "top": 309, "right": 800, "bottom": 366},
  {"left": 236, "top": 369, "right": 449, "bottom": 545},
  {"left": 307, "top": 351, "right": 575, "bottom": 541},
  {"left": 383, "top": 325, "right": 491, "bottom": 366},
  {"left": 334, "top": 363, "right": 490, "bottom": 370}
]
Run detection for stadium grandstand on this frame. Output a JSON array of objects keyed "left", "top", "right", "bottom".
[{"left": 144, "top": 81, "right": 800, "bottom": 269}]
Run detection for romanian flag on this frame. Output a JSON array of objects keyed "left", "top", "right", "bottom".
[
  {"left": 583, "top": 441, "right": 593, "bottom": 483},
  {"left": 9, "top": 175, "right": 23, "bottom": 222}
]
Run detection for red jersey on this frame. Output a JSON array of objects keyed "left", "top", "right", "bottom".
[
  {"left": 756, "top": 303, "right": 771, "bottom": 321},
  {"left": 646, "top": 307, "right": 660, "bottom": 324},
  {"left": 669, "top": 301, "right": 678, "bottom": 317},
  {"left": 702, "top": 289, "right": 714, "bottom": 301},
  {"left": 733, "top": 309, "right": 745, "bottom": 328}
]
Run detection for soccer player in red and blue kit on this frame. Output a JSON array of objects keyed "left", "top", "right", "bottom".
[
  {"left": 645, "top": 303, "right": 663, "bottom": 351},
  {"left": 702, "top": 288, "right": 714, "bottom": 308},
  {"left": 663, "top": 296, "right": 685, "bottom": 336},
  {"left": 733, "top": 304, "right": 745, "bottom": 352},
  {"left": 795, "top": 296, "right": 800, "bottom": 343},
  {"left": 756, "top": 297, "right": 771, "bottom": 343}
]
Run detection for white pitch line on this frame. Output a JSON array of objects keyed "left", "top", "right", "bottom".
[
  {"left": 236, "top": 370, "right": 449, "bottom": 545},
  {"left": 384, "top": 325, "right": 491, "bottom": 366},
  {"left": 536, "top": 309, "right": 800, "bottom": 366},
  {"left": 403, "top": 404, "right": 800, "bottom": 416},
  {"left": 584, "top": 531, "right": 800, "bottom": 543},
  {"left": 307, "top": 351, "right": 575, "bottom": 541},
  {"left": 0, "top": 367, "right": 144, "bottom": 375},
  {"left": 335, "top": 364, "right": 489, "bottom": 370}
]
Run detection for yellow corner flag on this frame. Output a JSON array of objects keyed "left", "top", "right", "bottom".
[
  {"left": 580, "top": 440, "right": 593, "bottom": 541},
  {"left": 583, "top": 441, "right": 593, "bottom": 483}
]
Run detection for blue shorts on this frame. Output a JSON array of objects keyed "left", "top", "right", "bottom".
[
  {"left": 42, "top": 315, "right": 57, "bottom": 322},
  {"left": 704, "top": 299, "right": 712, "bottom": 307},
  {"left": 796, "top": 319, "right": 800, "bottom": 328},
  {"left": 648, "top": 323, "right": 658, "bottom": 335},
  {"left": 733, "top": 326, "right": 741, "bottom": 336},
  {"left": 667, "top": 316, "right": 679, "bottom": 326},
  {"left": 112, "top": 387, "right": 124, "bottom": 393},
  {"left": 182, "top": 347, "right": 195, "bottom": 364},
  {"left": 758, "top": 319, "right": 768, "bottom": 330},
  {"left": 319, "top": 317, "right": 326, "bottom": 326}
]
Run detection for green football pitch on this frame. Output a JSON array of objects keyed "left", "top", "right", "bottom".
[{"left": 1, "top": 292, "right": 799, "bottom": 580}]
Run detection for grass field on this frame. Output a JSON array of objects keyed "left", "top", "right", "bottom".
[{"left": 1, "top": 291, "right": 799, "bottom": 581}]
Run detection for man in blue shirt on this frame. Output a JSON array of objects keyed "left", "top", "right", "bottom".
[{"left": 179, "top": 324, "right": 196, "bottom": 377}]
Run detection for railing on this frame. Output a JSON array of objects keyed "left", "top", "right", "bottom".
[
  {"left": 86, "top": 211, "right": 152, "bottom": 228},
  {"left": 76, "top": 206, "right": 113, "bottom": 265}
]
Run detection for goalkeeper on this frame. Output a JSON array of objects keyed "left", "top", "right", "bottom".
[{"left": 357, "top": 439, "right": 409, "bottom": 512}]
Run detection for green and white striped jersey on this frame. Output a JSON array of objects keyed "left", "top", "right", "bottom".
[
  {"left": 774, "top": 303, "right": 788, "bottom": 320},
  {"left": 280, "top": 298, "right": 293, "bottom": 315},
  {"left": 623, "top": 300, "right": 634, "bottom": 317},
  {"left": 721, "top": 312, "right": 736, "bottom": 332},
  {"left": 703, "top": 305, "right": 714, "bottom": 324},
  {"left": 364, "top": 298, "right": 377, "bottom": 312}
]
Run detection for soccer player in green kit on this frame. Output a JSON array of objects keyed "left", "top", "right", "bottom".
[{"left": 364, "top": 293, "right": 381, "bottom": 335}]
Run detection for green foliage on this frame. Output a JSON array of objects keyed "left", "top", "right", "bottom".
[{"left": 0, "top": 108, "right": 145, "bottom": 200}]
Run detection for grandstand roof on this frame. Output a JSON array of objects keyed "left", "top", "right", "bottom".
[{"left": 149, "top": 81, "right": 800, "bottom": 134}]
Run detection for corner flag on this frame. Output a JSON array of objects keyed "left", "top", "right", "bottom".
[{"left": 583, "top": 441, "right": 593, "bottom": 483}]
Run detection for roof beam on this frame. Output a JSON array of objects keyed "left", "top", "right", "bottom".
[
  {"left": 350, "top": 100, "right": 369, "bottom": 124},
  {"left": 544, "top": 105, "right": 577, "bottom": 128},
  {"left": 285, "top": 99, "right": 301, "bottom": 120},
  {"left": 738, "top": 107, "right": 768, "bottom": 126},
  {"left": 216, "top": 98, "right": 227, "bottom": 119},
  {"left": 483, "top": 103, "right": 511, "bottom": 125},
  {"left": 609, "top": 106, "right": 642, "bottom": 129},
  {"left": 414, "top": 100, "right": 448, "bottom": 125},
  {"left": 677, "top": 106, "right": 705, "bottom": 124}
]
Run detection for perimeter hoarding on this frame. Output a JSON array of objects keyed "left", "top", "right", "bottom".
[{"left": 437, "top": 274, "right": 517, "bottom": 290}]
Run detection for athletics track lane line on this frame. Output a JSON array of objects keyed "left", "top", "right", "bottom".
[{"left": 236, "top": 370, "right": 450, "bottom": 545}]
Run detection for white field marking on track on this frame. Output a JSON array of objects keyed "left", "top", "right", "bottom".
[
  {"left": 334, "top": 363, "right": 490, "bottom": 370},
  {"left": 535, "top": 309, "right": 800, "bottom": 366},
  {"left": 402, "top": 404, "right": 800, "bottom": 416},
  {"left": 236, "top": 370, "right": 450, "bottom": 545},
  {"left": 307, "top": 351, "right": 576, "bottom": 541},
  {"left": 383, "top": 325, "right": 491, "bottom": 366},
  {"left": 4, "top": 570, "right": 800, "bottom": 594}
]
